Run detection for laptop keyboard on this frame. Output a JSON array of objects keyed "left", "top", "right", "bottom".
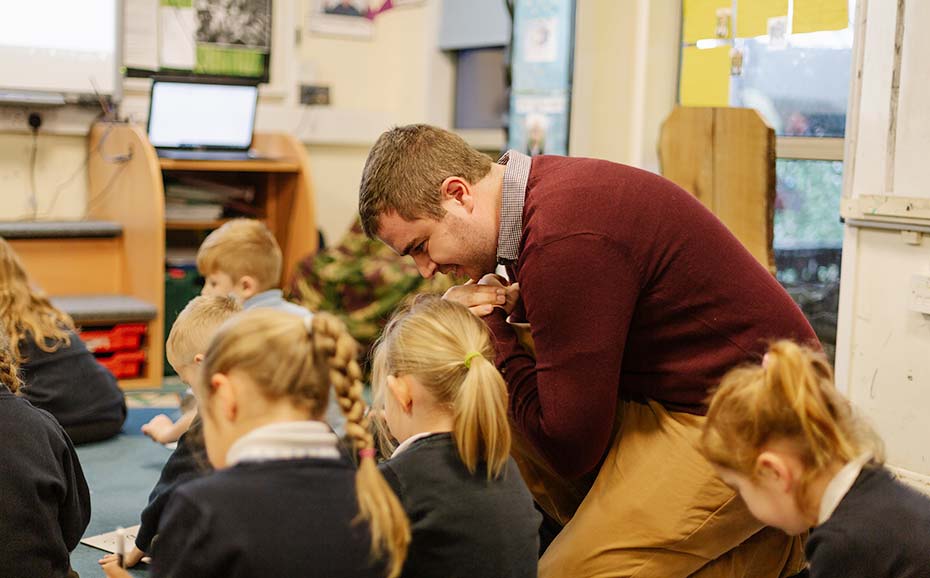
[{"left": 157, "top": 149, "right": 256, "bottom": 161}]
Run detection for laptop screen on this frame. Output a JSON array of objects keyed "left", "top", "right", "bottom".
[{"left": 148, "top": 81, "right": 258, "bottom": 150}]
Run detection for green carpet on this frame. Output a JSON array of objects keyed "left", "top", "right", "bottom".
[{"left": 71, "top": 435, "right": 173, "bottom": 577}]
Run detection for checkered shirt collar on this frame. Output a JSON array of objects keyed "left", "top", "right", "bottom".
[{"left": 496, "top": 149, "right": 531, "bottom": 264}]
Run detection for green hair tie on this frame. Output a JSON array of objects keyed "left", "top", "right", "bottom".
[{"left": 463, "top": 351, "right": 482, "bottom": 369}]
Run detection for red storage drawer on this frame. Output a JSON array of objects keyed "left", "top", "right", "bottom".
[
  {"left": 81, "top": 323, "right": 147, "bottom": 353},
  {"left": 95, "top": 350, "right": 146, "bottom": 379}
]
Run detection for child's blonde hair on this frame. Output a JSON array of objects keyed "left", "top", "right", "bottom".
[
  {"left": 166, "top": 295, "right": 242, "bottom": 367},
  {"left": 0, "top": 322, "right": 23, "bottom": 393},
  {"left": 196, "top": 219, "right": 282, "bottom": 291},
  {"left": 200, "top": 309, "right": 410, "bottom": 578},
  {"left": 701, "top": 340, "right": 882, "bottom": 512},
  {"left": 372, "top": 296, "right": 511, "bottom": 479},
  {"left": 0, "top": 238, "right": 74, "bottom": 362}
]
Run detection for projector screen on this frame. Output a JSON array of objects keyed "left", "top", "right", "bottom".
[{"left": 0, "top": 0, "right": 119, "bottom": 99}]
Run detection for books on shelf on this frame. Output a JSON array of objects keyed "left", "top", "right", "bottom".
[
  {"left": 164, "top": 201, "right": 223, "bottom": 221},
  {"left": 163, "top": 176, "right": 258, "bottom": 222}
]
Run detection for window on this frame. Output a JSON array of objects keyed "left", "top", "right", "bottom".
[
  {"left": 454, "top": 47, "right": 508, "bottom": 130},
  {"left": 679, "top": 0, "right": 854, "bottom": 359},
  {"left": 774, "top": 159, "right": 844, "bottom": 358}
]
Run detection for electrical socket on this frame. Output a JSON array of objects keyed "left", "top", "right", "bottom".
[{"left": 299, "top": 84, "right": 331, "bottom": 106}]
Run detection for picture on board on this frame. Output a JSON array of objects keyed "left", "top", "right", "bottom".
[
  {"left": 197, "top": 0, "right": 272, "bottom": 47},
  {"left": 323, "top": 0, "right": 367, "bottom": 17},
  {"left": 308, "top": 0, "right": 373, "bottom": 38}
]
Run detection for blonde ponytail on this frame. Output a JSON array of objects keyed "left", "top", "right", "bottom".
[
  {"left": 701, "top": 340, "right": 881, "bottom": 512},
  {"left": 311, "top": 315, "right": 410, "bottom": 578},
  {"left": 373, "top": 296, "right": 512, "bottom": 479},
  {"left": 763, "top": 341, "right": 862, "bottom": 469},
  {"left": 201, "top": 310, "right": 409, "bottom": 578},
  {"left": 454, "top": 353, "right": 511, "bottom": 478}
]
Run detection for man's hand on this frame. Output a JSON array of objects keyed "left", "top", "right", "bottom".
[
  {"left": 477, "top": 274, "right": 520, "bottom": 316},
  {"left": 443, "top": 282, "right": 506, "bottom": 317},
  {"left": 443, "top": 275, "right": 520, "bottom": 317}
]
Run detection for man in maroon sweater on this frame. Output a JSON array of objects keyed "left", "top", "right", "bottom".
[{"left": 359, "top": 124, "right": 816, "bottom": 577}]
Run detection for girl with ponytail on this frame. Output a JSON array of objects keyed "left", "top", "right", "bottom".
[
  {"left": 372, "top": 295, "right": 540, "bottom": 578},
  {"left": 701, "top": 340, "right": 930, "bottom": 577},
  {"left": 102, "top": 309, "right": 410, "bottom": 578}
]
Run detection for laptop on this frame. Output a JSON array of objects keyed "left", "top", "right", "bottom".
[{"left": 147, "top": 78, "right": 261, "bottom": 161}]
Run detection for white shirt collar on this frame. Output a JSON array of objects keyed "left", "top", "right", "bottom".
[
  {"left": 226, "top": 421, "right": 341, "bottom": 466},
  {"left": 391, "top": 431, "right": 444, "bottom": 458},
  {"left": 817, "top": 452, "right": 873, "bottom": 525}
]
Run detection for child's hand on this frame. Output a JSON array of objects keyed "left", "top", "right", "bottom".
[
  {"left": 98, "top": 554, "right": 133, "bottom": 577},
  {"left": 116, "top": 546, "right": 147, "bottom": 567},
  {"left": 142, "top": 414, "right": 178, "bottom": 444}
]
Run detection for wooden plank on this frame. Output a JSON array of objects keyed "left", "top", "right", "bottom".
[
  {"left": 8, "top": 238, "right": 124, "bottom": 296},
  {"left": 659, "top": 106, "right": 776, "bottom": 272},
  {"left": 159, "top": 158, "right": 300, "bottom": 173},
  {"left": 165, "top": 219, "right": 234, "bottom": 231},
  {"left": 712, "top": 108, "right": 776, "bottom": 272},
  {"left": 88, "top": 123, "right": 165, "bottom": 386},
  {"left": 659, "top": 107, "right": 714, "bottom": 210},
  {"left": 259, "top": 133, "right": 318, "bottom": 285}
]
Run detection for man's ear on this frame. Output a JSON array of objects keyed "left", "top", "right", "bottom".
[
  {"left": 756, "top": 451, "right": 794, "bottom": 493},
  {"left": 236, "top": 275, "right": 260, "bottom": 300},
  {"left": 439, "top": 176, "right": 474, "bottom": 209},
  {"left": 386, "top": 375, "right": 413, "bottom": 414},
  {"left": 210, "top": 372, "right": 238, "bottom": 422}
]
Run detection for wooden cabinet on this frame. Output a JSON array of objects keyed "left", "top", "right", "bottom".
[{"left": 81, "top": 123, "right": 317, "bottom": 388}]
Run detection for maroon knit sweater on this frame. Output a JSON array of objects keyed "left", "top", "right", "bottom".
[{"left": 485, "top": 155, "right": 817, "bottom": 479}]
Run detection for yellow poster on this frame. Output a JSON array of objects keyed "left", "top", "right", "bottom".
[
  {"left": 683, "top": 0, "right": 733, "bottom": 43},
  {"left": 737, "top": 0, "right": 788, "bottom": 38},
  {"left": 793, "top": 0, "right": 849, "bottom": 34},
  {"left": 680, "top": 46, "right": 731, "bottom": 108}
]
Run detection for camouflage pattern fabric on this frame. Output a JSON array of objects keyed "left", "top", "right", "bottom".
[{"left": 287, "top": 218, "right": 458, "bottom": 373}]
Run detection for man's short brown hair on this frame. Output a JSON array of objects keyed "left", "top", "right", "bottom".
[
  {"left": 358, "top": 124, "right": 493, "bottom": 238},
  {"left": 196, "top": 219, "right": 282, "bottom": 290}
]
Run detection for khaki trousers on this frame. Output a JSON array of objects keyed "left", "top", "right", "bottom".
[{"left": 527, "top": 399, "right": 806, "bottom": 578}]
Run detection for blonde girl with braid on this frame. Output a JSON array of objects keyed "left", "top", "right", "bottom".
[
  {"left": 0, "top": 323, "right": 90, "bottom": 578},
  {"left": 0, "top": 237, "right": 125, "bottom": 444},
  {"left": 372, "top": 296, "right": 540, "bottom": 578},
  {"left": 102, "top": 309, "right": 409, "bottom": 578},
  {"left": 701, "top": 340, "right": 930, "bottom": 578}
]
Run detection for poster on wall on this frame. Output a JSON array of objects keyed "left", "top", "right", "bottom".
[
  {"left": 156, "top": 0, "right": 272, "bottom": 81},
  {"left": 508, "top": 0, "right": 575, "bottom": 156},
  {"left": 307, "top": 0, "right": 373, "bottom": 38},
  {"left": 509, "top": 93, "right": 569, "bottom": 157}
]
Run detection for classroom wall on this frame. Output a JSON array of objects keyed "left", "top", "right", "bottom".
[
  {"left": 0, "top": 0, "right": 680, "bottom": 245},
  {"left": 0, "top": 132, "right": 88, "bottom": 221},
  {"left": 836, "top": 0, "right": 930, "bottom": 490},
  {"left": 293, "top": 1, "right": 449, "bottom": 245},
  {"left": 570, "top": 0, "right": 680, "bottom": 172}
]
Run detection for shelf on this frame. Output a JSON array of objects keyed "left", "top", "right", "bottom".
[
  {"left": 165, "top": 219, "right": 235, "bottom": 231},
  {"left": 159, "top": 158, "right": 301, "bottom": 173}
]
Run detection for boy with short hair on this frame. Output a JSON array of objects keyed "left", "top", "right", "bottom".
[
  {"left": 196, "top": 218, "right": 307, "bottom": 316},
  {"left": 196, "top": 219, "right": 346, "bottom": 437},
  {"left": 108, "top": 295, "right": 241, "bottom": 568},
  {"left": 144, "top": 219, "right": 345, "bottom": 442}
]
